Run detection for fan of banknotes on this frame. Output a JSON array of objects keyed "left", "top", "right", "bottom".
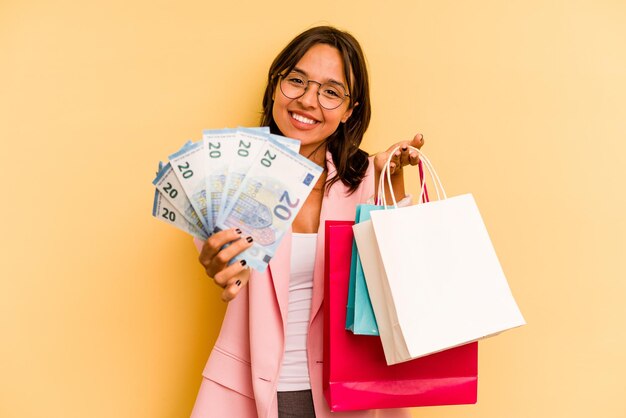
[{"left": 152, "top": 127, "right": 323, "bottom": 272}]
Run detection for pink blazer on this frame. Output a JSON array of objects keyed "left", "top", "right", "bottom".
[{"left": 191, "top": 153, "right": 410, "bottom": 418}]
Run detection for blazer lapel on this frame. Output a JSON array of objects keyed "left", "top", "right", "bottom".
[
  {"left": 309, "top": 151, "right": 366, "bottom": 324},
  {"left": 268, "top": 229, "right": 292, "bottom": 326}
]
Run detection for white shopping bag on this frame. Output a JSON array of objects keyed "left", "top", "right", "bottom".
[
  {"left": 358, "top": 146, "right": 526, "bottom": 364},
  {"left": 352, "top": 220, "right": 411, "bottom": 365}
]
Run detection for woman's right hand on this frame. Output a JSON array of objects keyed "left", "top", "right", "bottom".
[{"left": 198, "top": 228, "right": 253, "bottom": 302}]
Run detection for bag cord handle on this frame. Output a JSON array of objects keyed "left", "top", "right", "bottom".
[
  {"left": 376, "top": 159, "right": 429, "bottom": 206},
  {"left": 377, "top": 146, "right": 447, "bottom": 208}
]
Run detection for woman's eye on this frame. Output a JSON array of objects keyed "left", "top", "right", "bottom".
[
  {"left": 323, "top": 87, "right": 341, "bottom": 98},
  {"left": 288, "top": 76, "right": 306, "bottom": 85}
]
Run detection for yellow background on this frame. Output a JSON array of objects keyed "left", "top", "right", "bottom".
[{"left": 1, "top": 1, "right": 625, "bottom": 417}]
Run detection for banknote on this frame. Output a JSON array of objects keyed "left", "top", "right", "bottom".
[
  {"left": 203, "top": 129, "right": 238, "bottom": 231},
  {"left": 217, "top": 128, "right": 268, "bottom": 223},
  {"left": 218, "top": 128, "right": 300, "bottom": 224},
  {"left": 152, "top": 189, "right": 209, "bottom": 240},
  {"left": 153, "top": 162, "right": 209, "bottom": 237},
  {"left": 216, "top": 136, "right": 323, "bottom": 271},
  {"left": 271, "top": 133, "right": 301, "bottom": 153},
  {"left": 168, "top": 141, "right": 212, "bottom": 232}
]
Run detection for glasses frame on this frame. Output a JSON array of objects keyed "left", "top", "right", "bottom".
[{"left": 277, "top": 72, "right": 351, "bottom": 110}]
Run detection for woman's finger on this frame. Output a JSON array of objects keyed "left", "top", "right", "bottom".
[
  {"left": 212, "top": 255, "right": 249, "bottom": 287},
  {"left": 207, "top": 235, "right": 254, "bottom": 275},
  {"left": 398, "top": 135, "right": 424, "bottom": 168},
  {"left": 374, "top": 133, "right": 425, "bottom": 175},
  {"left": 412, "top": 133, "right": 425, "bottom": 149},
  {"left": 198, "top": 228, "right": 242, "bottom": 268},
  {"left": 221, "top": 268, "right": 251, "bottom": 302}
]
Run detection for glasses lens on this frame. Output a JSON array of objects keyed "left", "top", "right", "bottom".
[
  {"left": 318, "top": 84, "right": 346, "bottom": 110},
  {"left": 280, "top": 73, "right": 306, "bottom": 99}
]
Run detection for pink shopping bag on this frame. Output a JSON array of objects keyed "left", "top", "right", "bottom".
[{"left": 323, "top": 220, "right": 478, "bottom": 412}]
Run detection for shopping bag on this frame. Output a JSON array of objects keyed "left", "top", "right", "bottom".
[
  {"left": 347, "top": 161, "right": 430, "bottom": 336},
  {"left": 363, "top": 147, "right": 526, "bottom": 364},
  {"left": 323, "top": 220, "right": 478, "bottom": 411},
  {"left": 346, "top": 204, "right": 383, "bottom": 335},
  {"left": 353, "top": 219, "right": 411, "bottom": 365}
]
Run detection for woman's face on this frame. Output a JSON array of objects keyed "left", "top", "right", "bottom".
[{"left": 272, "top": 43, "right": 354, "bottom": 155}]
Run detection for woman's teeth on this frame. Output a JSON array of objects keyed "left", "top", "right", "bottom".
[{"left": 291, "top": 113, "right": 316, "bottom": 125}]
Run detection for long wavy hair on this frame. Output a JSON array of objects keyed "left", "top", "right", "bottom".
[{"left": 260, "top": 26, "right": 371, "bottom": 193}]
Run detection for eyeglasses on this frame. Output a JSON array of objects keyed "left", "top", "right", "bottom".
[{"left": 278, "top": 71, "right": 350, "bottom": 110}]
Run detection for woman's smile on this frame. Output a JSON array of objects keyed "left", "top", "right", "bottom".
[{"left": 290, "top": 111, "right": 319, "bottom": 126}]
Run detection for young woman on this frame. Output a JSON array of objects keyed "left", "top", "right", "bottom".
[{"left": 192, "top": 26, "right": 423, "bottom": 418}]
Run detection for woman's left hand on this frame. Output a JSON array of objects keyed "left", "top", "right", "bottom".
[
  {"left": 373, "top": 133, "right": 425, "bottom": 203},
  {"left": 373, "top": 133, "right": 424, "bottom": 176}
]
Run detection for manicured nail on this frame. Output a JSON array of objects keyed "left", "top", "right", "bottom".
[
  {"left": 246, "top": 236, "right": 253, "bottom": 243},
  {"left": 240, "top": 259, "right": 247, "bottom": 266},
  {"left": 235, "top": 228, "right": 242, "bottom": 234},
  {"left": 235, "top": 280, "right": 242, "bottom": 286}
]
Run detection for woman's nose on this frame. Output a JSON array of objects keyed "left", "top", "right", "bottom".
[{"left": 297, "top": 81, "right": 321, "bottom": 107}]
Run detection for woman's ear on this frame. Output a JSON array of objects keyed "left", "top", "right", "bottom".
[{"left": 341, "top": 101, "right": 359, "bottom": 123}]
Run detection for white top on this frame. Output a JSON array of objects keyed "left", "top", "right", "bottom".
[{"left": 277, "top": 232, "right": 317, "bottom": 392}]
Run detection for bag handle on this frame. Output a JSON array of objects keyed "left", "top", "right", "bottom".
[
  {"left": 377, "top": 146, "right": 447, "bottom": 208},
  {"left": 418, "top": 160, "right": 430, "bottom": 204},
  {"left": 376, "top": 159, "right": 429, "bottom": 206}
]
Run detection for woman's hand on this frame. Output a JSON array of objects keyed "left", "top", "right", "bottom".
[
  {"left": 373, "top": 133, "right": 425, "bottom": 203},
  {"left": 198, "top": 228, "right": 253, "bottom": 302}
]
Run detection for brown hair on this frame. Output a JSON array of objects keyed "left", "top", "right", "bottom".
[{"left": 260, "top": 26, "right": 371, "bottom": 193}]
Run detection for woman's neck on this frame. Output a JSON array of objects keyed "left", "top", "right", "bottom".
[
  {"left": 301, "top": 143, "right": 327, "bottom": 168},
  {"left": 292, "top": 169, "right": 327, "bottom": 234}
]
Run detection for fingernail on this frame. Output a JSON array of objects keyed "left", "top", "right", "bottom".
[
  {"left": 419, "top": 134, "right": 424, "bottom": 140},
  {"left": 402, "top": 145, "right": 408, "bottom": 151},
  {"left": 246, "top": 236, "right": 253, "bottom": 243},
  {"left": 235, "top": 228, "right": 242, "bottom": 234},
  {"left": 235, "top": 280, "right": 242, "bottom": 286},
  {"left": 240, "top": 259, "right": 247, "bottom": 266}
]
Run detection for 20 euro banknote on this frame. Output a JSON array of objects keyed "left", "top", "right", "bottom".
[
  {"left": 203, "top": 129, "right": 238, "bottom": 231},
  {"left": 168, "top": 141, "right": 211, "bottom": 232},
  {"left": 152, "top": 189, "right": 209, "bottom": 240},
  {"left": 218, "top": 128, "right": 300, "bottom": 224},
  {"left": 216, "top": 136, "right": 323, "bottom": 271},
  {"left": 153, "top": 162, "right": 209, "bottom": 237}
]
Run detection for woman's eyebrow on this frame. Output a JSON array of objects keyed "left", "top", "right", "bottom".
[
  {"left": 291, "top": 67, "right": 308, "bottom": 77},
  {"left": 291, "top": 67, "right": 347, "bottom": 90}
]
